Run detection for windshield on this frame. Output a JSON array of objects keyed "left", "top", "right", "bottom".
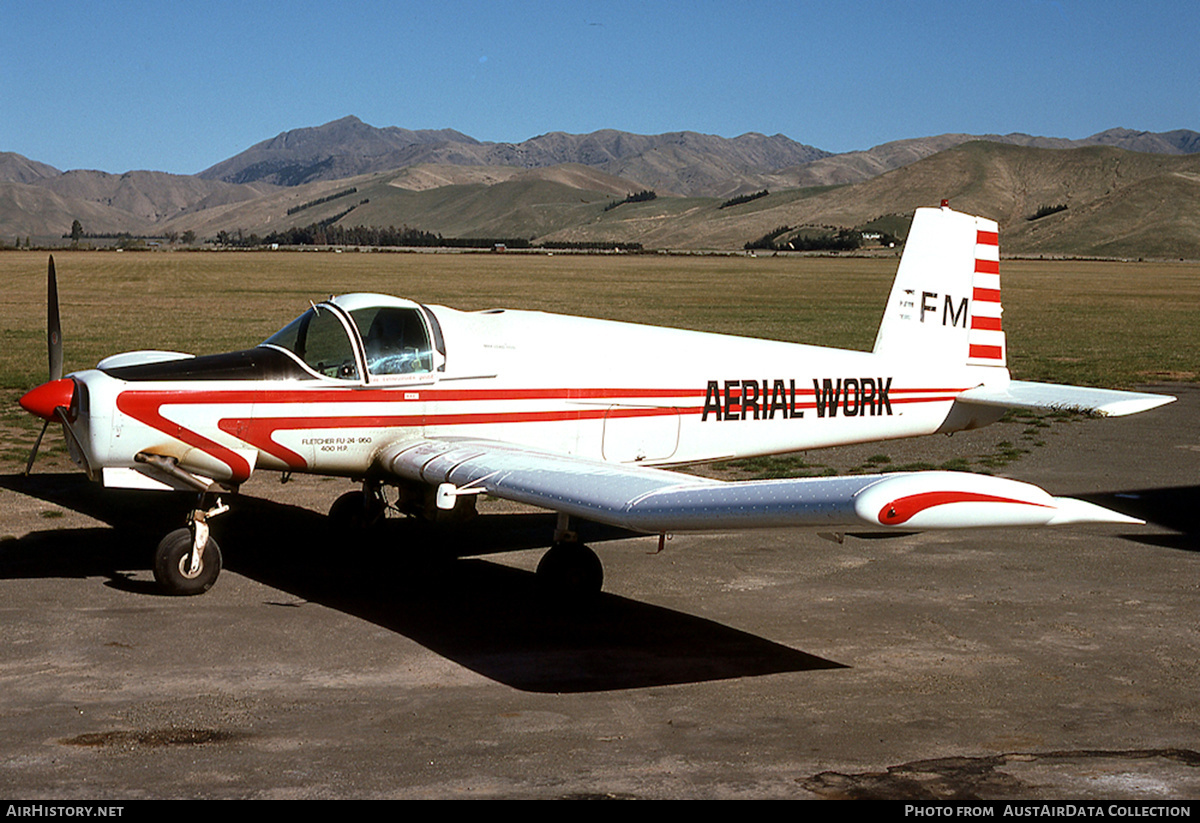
[
  {"left": 349, "top": 306, "right": 433, "bottom": 377},
  {"left": 262, "top": 306, "right": 360, "bottom": 380}
]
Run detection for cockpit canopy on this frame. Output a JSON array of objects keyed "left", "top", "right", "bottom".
[{"left": 260, "top": 294, "right": 440, "bottom": 382}]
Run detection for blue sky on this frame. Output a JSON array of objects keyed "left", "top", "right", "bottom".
[{"left": 3, "top": 0, "right": 1197, "bottom": 174}]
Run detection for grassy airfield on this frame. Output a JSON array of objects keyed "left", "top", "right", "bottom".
[{"left": 2, "top": 249, "right": 1196, "bottom": 472}]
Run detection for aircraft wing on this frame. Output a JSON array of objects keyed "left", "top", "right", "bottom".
[
  {"left": 380, "top": 438, "right": 1140, "bottom": 533},
  {"left": 957, "top": 380, "right": 1174, "bottom": 417}
]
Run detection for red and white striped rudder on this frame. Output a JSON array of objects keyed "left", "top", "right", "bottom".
[
  {"left": 966, "top": 222, "right": 1006, "bottom": 366},
  {"left": 872, "top": 203, "right": 1007, "bottom": 370}
]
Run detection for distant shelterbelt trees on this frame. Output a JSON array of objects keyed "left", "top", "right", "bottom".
[
  {"left": 1027, "top": 203, "right": 1068, "bottom": 221},
  {"left": 744, "top": 225, "right": 792, "bottom": 250},
  {"left": 719, "top": 190, "right": 769, "bottom": 209},
  {"left": 745, "top": 226, "right": 862, "bottom": 252},
  {"left": 603, "top": 190, "right": 657, "bottom": 211},
  {"left": 215, "top": 221, "right": 649, "bottom": 251},
  {"left": 286, "top": 187, "right": 358, "bottom": 216},
  {"left": 244, "top": 221, "right": 532, "bottom": 249},
  {"left": 538, "top": 241, "right": 644, "bottom": 251}
]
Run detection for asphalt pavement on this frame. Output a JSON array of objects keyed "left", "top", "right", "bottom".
[{"left": 0, "top": 386, "right": 1196, "bottom": 799}]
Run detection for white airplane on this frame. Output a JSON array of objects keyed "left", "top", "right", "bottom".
[{"left": 19, "top": 204, "right": 1174, "bottom": 597}]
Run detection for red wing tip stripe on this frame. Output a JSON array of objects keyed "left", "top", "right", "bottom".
[
  {"left": 880, "top": 491, "right": 1051, "bottom": 525},
  {"left": 976, "top": 230, "right": 999, "bottom": 246},
  {"left": 974, "top": 258, "right": 1000, "bottom": 274}
]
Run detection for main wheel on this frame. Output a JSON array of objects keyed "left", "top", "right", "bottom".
[
  {"left": 328, "top": 490, "right": 385, "bottom": 532},
  {"left": 153, "top": 527, "right": 222, "bottom": 596},
  {"left": 536, "top": 542, "right": 603, "bottom": 600}
]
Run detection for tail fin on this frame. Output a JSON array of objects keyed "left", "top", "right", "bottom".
[
  {"left": 878, "top": 204, "right": 1174, "bottom": 418},
  {"left": 873, "top": 204, "right": 1006, "bottom": 369}
]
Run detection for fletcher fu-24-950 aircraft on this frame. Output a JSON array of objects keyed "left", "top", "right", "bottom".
[{"left": 19, "top": 204, "right": 1174, "bottom": 596}]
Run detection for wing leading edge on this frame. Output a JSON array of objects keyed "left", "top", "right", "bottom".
[{"left": 381, "top": 438, "right": 1139, "bottom": 533}]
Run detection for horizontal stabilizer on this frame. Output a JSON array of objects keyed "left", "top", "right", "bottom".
[{"left": 957, "top": 380, "right": 1174, "bottom": 418}]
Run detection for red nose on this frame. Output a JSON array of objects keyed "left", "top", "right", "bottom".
[{"left": 19, "top": 378, "right": 75, "bottom": 421}]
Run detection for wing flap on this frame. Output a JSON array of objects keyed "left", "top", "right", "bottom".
[
  {"left": 381, "top": 439, "right": 1140, "bottom": 533},
  {"left": 957, "top": 380, "right": 1174, "bottom": 417}
]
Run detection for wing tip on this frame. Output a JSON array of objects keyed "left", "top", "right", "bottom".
[
  {"left": 1047, "top": 496, "right": 1144, "bottom": 526},
  {"left": 1093, "top": 394, "right": 1176, "bottom": 418}
]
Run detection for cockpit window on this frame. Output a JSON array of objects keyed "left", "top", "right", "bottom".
[
  {"left": 349, "top": 307, "right": 433, "bottom": 377},
  {"left": 262, "top": 306, "right": 360, "bottom": 380}
]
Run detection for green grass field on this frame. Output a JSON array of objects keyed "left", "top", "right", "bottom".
[{"left": 2, "top": 249, "right": 1196, "bottom": 471}]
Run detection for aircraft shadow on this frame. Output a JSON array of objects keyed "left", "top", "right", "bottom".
[
  {"left": 1079, "top": 485, "right": 1200, "bottom": 552},
  {"left": 0, "top": 473, "right": 843, "bottom": 692}
]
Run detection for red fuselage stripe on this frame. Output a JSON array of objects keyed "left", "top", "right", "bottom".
[
  {"left": 116, "top": 391, "right": 255, "bottom": 482},
  {"left": 118, "top": 386, "right": 971, "bottom": 474}
]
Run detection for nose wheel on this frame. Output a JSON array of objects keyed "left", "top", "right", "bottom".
[{"left": 153, "top": 496, "right": 228, "bottom": 596}]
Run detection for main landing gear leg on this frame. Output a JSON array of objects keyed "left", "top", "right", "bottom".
[
  {"left": 535, "top": 513, "right": 604, "bottom": 599},
  {"left": 327, "top": 480, "right": 386, "bottom": 532},
  {"left": 153, "top": 494, "right": 229, "bottom": 596}
]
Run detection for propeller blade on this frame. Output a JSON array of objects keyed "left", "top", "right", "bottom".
[
  {"left": 48, "top": 255, "right": 62, "bottom": 381},
  {"left": 24, "top": 419, "right": 51, "bottom": 476},
  {"left": 26, "top": 256, "right": 65, "bottom": 474}
]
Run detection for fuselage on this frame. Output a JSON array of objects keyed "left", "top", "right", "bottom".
[{"left": 54, "top": 293, "right": 1005, "bottom": 492}]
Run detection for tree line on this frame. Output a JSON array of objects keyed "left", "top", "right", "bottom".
[
  {"left": 719, "top": 190, "right": 769, "bottom": 209},
  {"left": 604, "top": 190, "right": 657, "bottom": 211},
  {"left": 745, "top": 226, "right": 863, "bottom": 252},
  {"left": 223, "top": 221, "right": 533, "bottom": 249},
  {"left": 286, "top": 187, "right": 359, "bottom": 216}
]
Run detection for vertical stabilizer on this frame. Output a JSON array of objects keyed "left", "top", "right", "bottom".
[{"left": 873, "top": 205, "right": 1006, "bottom": 368}]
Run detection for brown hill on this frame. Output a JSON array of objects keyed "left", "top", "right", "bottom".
[
  {"left": 0, "top": 179, "right": 149, "bottom": 238},
  {"left": 0, "top": 152, "right": 60, "bottom": 185},
  {"left": 197, "top": 117, "right": 830, "bottom": 196},
  {"left": 737, "top": 129, "right": 1200, "bottom": 193},
  {"left": 536, "top": 142, "right": 1200, "bottom": 258},
  {"left": 4, "top": 123, "right": 1200, "bottom": 257},
  {"left": 0, "top": 157, "right": 280, "bottom": 241},
  {"left": 149, "top": 163, "right": 642, "bottom": 242},
  {"left": 382, "top": 163, "right": 638, "bottom": 196},
  {"left": 39, "top": 169, "right": 278, "bottom": 224},
  {"left": 197, "top": 116, "right": 481, "bottom": 186},
  {"left": 196, "top": 118, "right": 1198, "bottom": 200}
]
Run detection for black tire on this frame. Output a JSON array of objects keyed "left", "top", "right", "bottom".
[
  {"left": 536, "top": 542, "right": 603, "bottom": 600},
  {"left": 328, "top": 490, "right": 384, "bottom": 532},
  {"left": 153, "top": 527, "right": 222, "bottom": 596}
]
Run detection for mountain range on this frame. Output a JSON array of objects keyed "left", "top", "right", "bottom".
[{"left": 2, "top": 116, "right": 1199, "bottom": 257}]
